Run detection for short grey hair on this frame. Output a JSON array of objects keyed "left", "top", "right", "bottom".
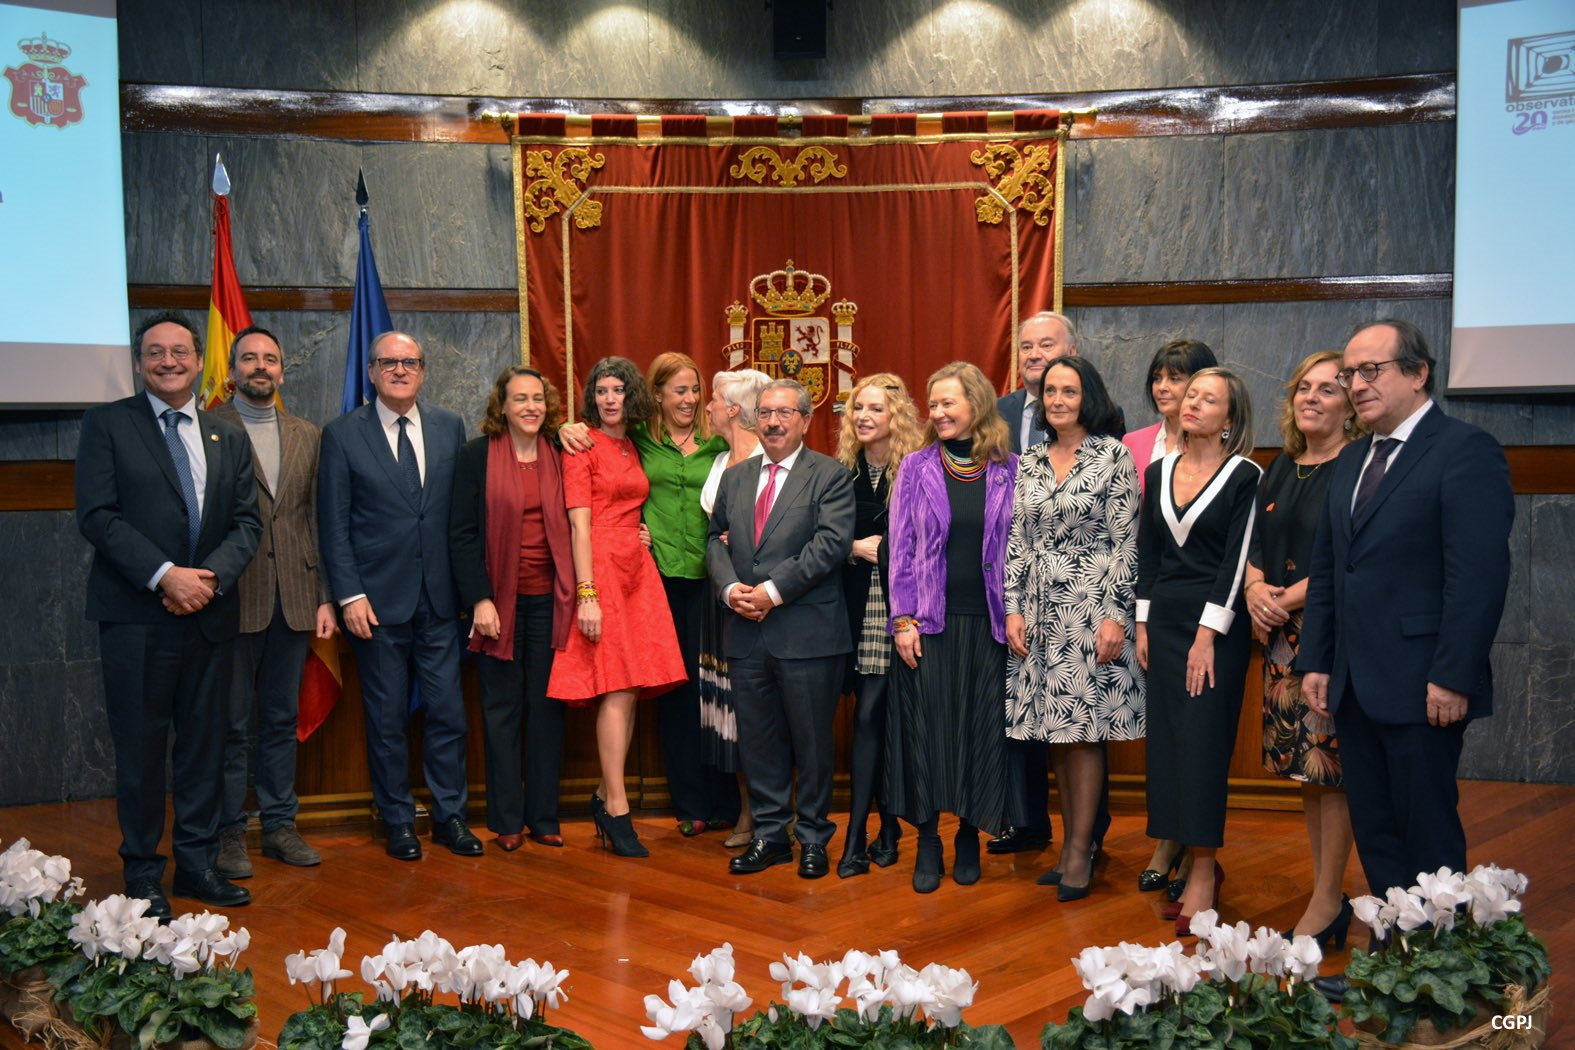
[
  {"left": 1018, "top": 310, "right": 1079, "bottom": 351},
  {"left": 712, "top": 369, "right": 773, "bottom": 430},
  {"left": 759, "top": 378, "right": 812, "bottom": 418}
]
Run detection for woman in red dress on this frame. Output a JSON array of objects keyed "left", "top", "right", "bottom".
[{"left": 546, "top": 356, "right": 687, "bottom": 857}]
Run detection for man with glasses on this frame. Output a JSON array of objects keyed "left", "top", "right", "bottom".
[
  {"left": 76, "top": 312, "right": 262, "bottom": 917},
  {"left": 318, "top": 331, "right": 477, "bottom": 860},
  {"left": 211, "top": 325, "right": 337, "bottom": 878},
  {"left": 708, "top": 379, "right": 855, "bottom": 879},
  {"left": 1299, "top": 319, "right": 1512, "bottom": 995}
]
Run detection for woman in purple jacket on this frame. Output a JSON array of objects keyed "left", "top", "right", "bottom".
[{"left": 886, "top": 361, "right": 1021, "bottom": 894}]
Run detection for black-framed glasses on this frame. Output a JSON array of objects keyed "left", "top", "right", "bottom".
[
  {"left": 375, "top": 357, "right": 424, "bottom": 373},
  {"left": 757, "top": 406, "right": 803, "bottom": 421},
  {"left": 1336, "top": 359, "right": 1403, "bottom": 388}
]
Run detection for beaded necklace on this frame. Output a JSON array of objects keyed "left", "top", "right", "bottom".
[{"left": 940, "top": 441, "right": 986, "bottom": 482}]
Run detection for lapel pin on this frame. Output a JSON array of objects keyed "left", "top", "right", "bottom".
[{"left": 210, "top": 433, "right": 220, "bottom": 441}]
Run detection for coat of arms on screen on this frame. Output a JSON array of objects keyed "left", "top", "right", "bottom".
[
  {"left": 723, "top": 261, "right": 860, "bottom": 412},
  {"left": 5, "top": 32, "right": 86, "bottom": 129}
]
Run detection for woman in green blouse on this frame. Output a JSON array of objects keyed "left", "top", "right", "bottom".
[{"left": 563, "top": 352, "right": 739, "bottom": 834}]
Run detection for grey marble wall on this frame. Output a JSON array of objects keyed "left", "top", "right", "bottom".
[{"left": 2, "top": 0, "right": 1570, "bottom": 805}]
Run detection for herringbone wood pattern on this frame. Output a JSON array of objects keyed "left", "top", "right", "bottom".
[{"left": 1, "top": 780, "right": 1569, "bottom": 1049}]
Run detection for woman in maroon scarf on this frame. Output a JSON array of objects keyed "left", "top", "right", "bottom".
[{"left": 450, "top": 366, "right": 576, "bottom": 853}]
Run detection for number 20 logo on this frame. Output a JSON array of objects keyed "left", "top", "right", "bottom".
[{"left": 1512, "top": 111, "right": 1548, "bottom": 135}]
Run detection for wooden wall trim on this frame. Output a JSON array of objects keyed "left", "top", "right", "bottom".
[
  {"left": 127, "top": 272, "right": 1452, "bottom": 316},
  {"left": 121, "top": 73, "right": 1453, "bottom": 145},
  {"left": 6, "top": 446, "right": 1571, "bottom": 512}
]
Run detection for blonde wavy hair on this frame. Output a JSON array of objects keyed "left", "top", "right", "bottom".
[
  {"left": 1278, "top": 350, "right": 1365, "bottom": 456},
  {"left": 921, "top": 361, "right": 1011, "bottom": 463},
  {"left": 835, "top": 373, "right": 923, "bottom": 485}
]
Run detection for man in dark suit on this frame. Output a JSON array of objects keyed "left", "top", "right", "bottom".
[
  {"left": 76, "top": 312, "right": 262, "bottom": 916},
  {"left": 212, "top": 326, "right": 337, "bottom": 878},
  {"left": 1300, "top": 319, "right": 1513, "bottom": 903},
  {"left": 707, "top": 379, "right": 855, "bottom": 879},
  {"left": 317, "top": 331, "right": 479, "bottom": 860}
]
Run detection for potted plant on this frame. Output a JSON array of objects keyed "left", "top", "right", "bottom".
[
  {"left": 276, "top": 927, "right": 588, "bottom": 1049},
  {"left": 1039, "top": 912, "right": 1353, "bottom": 1049},
  {"left": 50, "top": 895, "right": 258, "bottom": 1050},
  {"left": 0, "top": 838, "right": 86, "bottom": 1041},
  {"left": 641, "top": 944, "right": 1016, "bottom": 1048},
  {"left": 1341, "top": 864, "right": 1551, "bottom": 1046}
]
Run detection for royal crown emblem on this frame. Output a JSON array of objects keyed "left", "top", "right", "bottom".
[
  {"left": 724, "top": 261, "right": 859, "bottom": 412},
  {"left": 5, "top": 32, "right": 86, "bottom": 129}
]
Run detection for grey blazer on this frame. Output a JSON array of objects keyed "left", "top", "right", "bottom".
[{"left": 706, "top": 447, "right": 855, "bottom": 660}]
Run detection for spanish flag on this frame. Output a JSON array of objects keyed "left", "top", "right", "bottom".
[{"left": 200, "top": 155, "right": 252, "bottom": 408}]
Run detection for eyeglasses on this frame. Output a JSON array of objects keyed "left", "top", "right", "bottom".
[
  {"left": 756, "top": 407, "right": 803, "bottom": 421},
  {"left": 1335, "top": 359, "right": 1401, "bottom": 388},
  {"left": 375, "top": 357, "right": 424, "bottom": 373},
  {"left": 141, "top": 346, "right": 194, "bottom": 362}
]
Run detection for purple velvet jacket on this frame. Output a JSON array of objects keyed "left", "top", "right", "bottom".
[{"left": 887, "top": 444, "right": 1018, "bottom": 643}]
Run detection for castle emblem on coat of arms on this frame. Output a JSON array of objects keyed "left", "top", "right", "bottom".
[
  {"left": 5, "top": 32, "right": 86, "bottom": 129},
  {"left": 723, "top": 261, "right": 859, "bottom": 412}
]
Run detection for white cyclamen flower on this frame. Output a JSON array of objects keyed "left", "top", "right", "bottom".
[
  {"left": 917, "top": 963, "right": 976, "bottom": 1028},
  {"left": 1350, "top": 894, "right": 1391, "bottom": 937},
  {"left": 786, "top": 984, "right": 840, "bottom": 1029},
  {"left": 1385, "top": 887, "right": 1431, "bottom": 932},
  {"left": 689, "top": 943, "right": 737, "bottom": 986},
  {"left": 340, "top": 1014, "right": 389, "bottom": 1050},
  {"left": 1246, "top": 926, "right": 1290, "bottom": 977},
  {"left": 1286, "top": 935, "right": 1323, "bottom": 982}
]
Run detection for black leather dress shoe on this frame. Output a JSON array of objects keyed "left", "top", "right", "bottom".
[
  {"left": 837, "top": 851, "right": 871, "bottom": 878},
  {"left": 385, "top": 822, "right": 422, "bottom": 861},
  {"left": 985, "top": 826, "right": 1051, "bottom": 854},
  {"left": 798, "top": 843, "right": 829, "bottom": 879},
  {"left": 1311, "top": 975, "right": 1349, "bottom": 1003},
  {"left": 172, "top": 869, "right": 251, "bottom": 908},
  {"left": 125, "top": 878, "right": 172, "bottom": 921},
  {"left": 729, "top": 838, "right": 794, "bottom": 874},
  {"left": 432, "top": 816, "right": 484, "bottom": 856}
]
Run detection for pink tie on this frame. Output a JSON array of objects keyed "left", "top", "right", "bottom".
[{"left": 753, "top": 463, "right": 781, "bottom": 544}]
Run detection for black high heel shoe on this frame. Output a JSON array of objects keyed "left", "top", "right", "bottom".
[
  {"left": 593, "top": 808, "right": 649, "bottom": 857},
  {"left": 1138, "top": 846, "right": 1186, "bottom": 892},
  {"left": 952, "top": 826, "right": 981, "bottom": 886},
  {"left": 868, "top": 823, "right": 901, "bottom": 868},
  {"left": 837, "top": 830, "right": 870, "bottom": 878},
  {"left": 1286, "top": 895, "right": 1354, "bottom": 951}
]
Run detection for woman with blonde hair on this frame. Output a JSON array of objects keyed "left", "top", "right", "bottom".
[
  {"left": 1247, "top": 350, "right": 1363, "bottom": 948},
  {"left": 1135, "top": 366, "right": 1261, "bottom": 934},
  {"left": 832, "top": 373, "right": 923, "bottom": 878},
  {"left": 886, "top": 362, "right": 1020, "bottom": 893}
]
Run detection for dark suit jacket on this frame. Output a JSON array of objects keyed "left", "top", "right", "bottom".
[
  {"left": 317, "top": 400, "right": 465, "bottom": 622},
  {"left": 213, "top": 402, "right": 329, "bottom": 633},
  {"left": 1297, "top": 404, "right": 1513, "bottom": 724},
  {"left": 706, "top": 446, "right": 855, "bottom": 660},
  {"left": 76, "top": 394, "right": 262, "bottom": 641}
]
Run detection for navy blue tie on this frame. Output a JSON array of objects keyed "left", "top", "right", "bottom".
[
  {"left": 161, "top": 409, "right": 201, "bottom": 561},
  {"left": 396, "top": 416, "right": 422, "bottom": 501},
  {"left": 1352, "top": 437, "right": 1398, "bottom": 524}
]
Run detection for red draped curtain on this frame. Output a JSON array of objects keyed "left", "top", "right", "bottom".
[{"left": 513, "top": 110, "right": 1065, "bottom": 451}]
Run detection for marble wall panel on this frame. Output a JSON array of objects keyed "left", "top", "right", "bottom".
[
  {"left": 1527, "top": 496, "right": 1575, "bottom": 648},
  {"left": 1459, "top": 642, "right": 1529, "bottom": 781},
  {"left": 1497, "top": 495, "right": 1531, "bottom": 646},
  {"left": 1524, "top": 645, "right": 1573, "bottom": 784},
  {"left": 1220, "top": 126, "right": 1454, "bottom": 282},
  {"left": 196, "top": 1, "right": 356, "bottom": 91},
  {"left": 117, "top": 0, "right": 202, "bottom": 86},
  {"left": 0, "top": 513, "right": 73, "bottom": 665},
  {"left": 1065, "top": 136, "right": 1225, "bottom": 284},
  {"left": 1061, "top": 303, "right": 1222, "bottom": 429},
  {"left": 0, "top": 414, "right": 65, "bottom": 460},
  {"left": 122, "top": 133, "right": 211, "bottom": 286},
  {"left": 1376, "top": 3, "right": 1459, "bottom": 77}
]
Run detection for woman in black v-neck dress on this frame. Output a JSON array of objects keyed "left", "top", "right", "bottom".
[{"left": 1136, "top": 367, "right": 1261, "bottom": 935}]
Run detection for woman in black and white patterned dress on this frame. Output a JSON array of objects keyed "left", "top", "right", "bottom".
[{"left": 1005, "top": 356, "right": 1144, "bottom": 902}]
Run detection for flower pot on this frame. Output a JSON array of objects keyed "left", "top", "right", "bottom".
[
  {"left": 1350, "top": 983, "right": 1550, "bottom": 1049},
  {"left": 106, "top": 1019, "right": 260, "bottom": 1050},
  {"left": 1, "top": 966, "right": 61, "bottom": 1040}
]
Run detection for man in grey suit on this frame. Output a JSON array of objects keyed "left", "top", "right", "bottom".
[
  {"left": 212, "top": 326, "right": 336, "bottom": 877},
  {"left": 76, "top": 312, "right": 262, "bottom": 916},
  {"left": 707, "top": 379, "right": 855, "bottom": 879},
  {"left": 317, "top": 331, "right": 479, "bottom": 860}
]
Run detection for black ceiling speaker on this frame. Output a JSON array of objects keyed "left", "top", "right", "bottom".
[{"left": 773, "top": 0, "right": 828, "bottom": 60}]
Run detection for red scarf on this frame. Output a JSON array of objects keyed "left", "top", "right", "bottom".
[{"left": 472, "top": 432, "right": 574, "bottom": 659}]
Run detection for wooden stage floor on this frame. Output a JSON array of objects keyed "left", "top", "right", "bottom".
[{"left": 2, "top": 780, "right": 1570, "bottom": 1049}]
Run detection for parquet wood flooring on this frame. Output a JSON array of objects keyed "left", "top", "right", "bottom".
[{"left": 2, "top": 780, "right": 1570, "bottom": 1049}]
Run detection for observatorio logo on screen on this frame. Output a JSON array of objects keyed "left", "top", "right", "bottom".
[{"left": 1505, "top": 29, "right": 1575, "bottom": 134}]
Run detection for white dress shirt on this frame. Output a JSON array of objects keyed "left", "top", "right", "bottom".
[
  {"left": 1351, "top": 399, "right": 1433, "bottom": 512},
  {"left": 146, "top": 391, "right": 207, "bottom": 590},
  {"left": 724, "top": 443, "right": 804, "bottom": 608},
  {"left": 375, "top": 398, "right": 426, "bottom": 484}
]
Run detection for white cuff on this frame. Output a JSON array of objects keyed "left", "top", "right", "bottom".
[
  {"left": 148, "top": 561, "right": 174, "bottom": 591},
  {"left": 761, "top": 579, "right": 783, "bottom": 607},
  {"left": 1135, "top": 598, "right": 1151, "bottom": 624},
  {"left": 1200, "top": 602, "right": 1235, "bottom": 635}
]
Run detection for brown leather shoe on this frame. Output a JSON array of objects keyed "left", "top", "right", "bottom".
[
  {"left": 528, "top": 831, "right": 564, "bottom": 847},
  {"left": 495, "top": 833, "right": 523, "bottom": 852}
]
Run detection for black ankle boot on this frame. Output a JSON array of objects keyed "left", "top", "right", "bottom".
[
  {"left": 870, "top": 820, "right": 901, "bottom": 867},
  {"left": 913, "top": 828, "right": 943, "bottom": 894},
  {"left": 594, "top": 808, "right": 649, "bottom": 858},
  {"left": 953, "top": 824, "right": 981, "bottom": 885}
]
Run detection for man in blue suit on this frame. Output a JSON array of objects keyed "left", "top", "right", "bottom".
[
  {"left": 317, "top": 331, "right": 478, "bottom": 860},
  {"left": 1300, "top": 319, "right": 1512, "bottom": 905}
]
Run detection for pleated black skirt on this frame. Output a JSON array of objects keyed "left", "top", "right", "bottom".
[{"left": 885, "top": 613, "right": 1022, "bottom": 834}]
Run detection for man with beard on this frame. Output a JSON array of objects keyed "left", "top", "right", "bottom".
[{"left": 211, "top": 325, "right": 337, "bottom": 877}]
